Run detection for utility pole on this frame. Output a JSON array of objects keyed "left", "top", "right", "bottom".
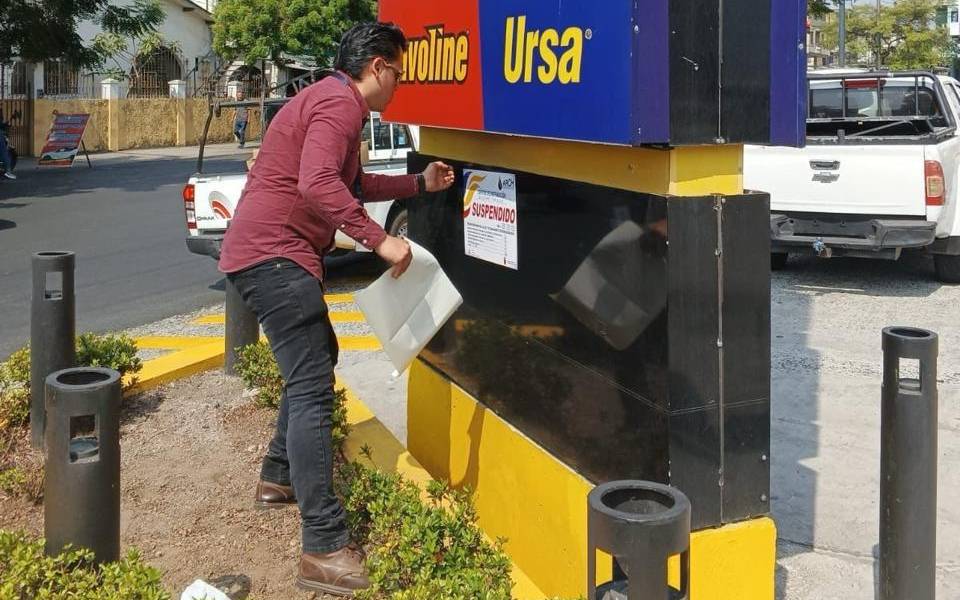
[
  {"left": 876, "top": 0, "right": 882, "bottom": 69},
  {"left": 839, "top": 0, "right": 846, "bottom": 67}
]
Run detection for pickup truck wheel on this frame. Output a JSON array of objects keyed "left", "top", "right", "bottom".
[
  {"left": 771, "top": 252, "right": 789, "bottom": 271},
  {"left": 387, "top": 207, "right": 408, "bottom": 238},
  {"left": 934, "top": 254, "right": 960, "bottom": 284}
]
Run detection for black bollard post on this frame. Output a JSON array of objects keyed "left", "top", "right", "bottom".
[
  {"left": 587, "top": 481, "right": 691, "bottom": 600},
  {"left": 44, "top": 367, "right": 121, "bottom": 563},
  {"left": 879, "top": 326, "right": 938, "bottom": 600},
  {"left": 224, "top": 278, "right": 259, "bottom": 375},
  {"left": 30, "top": 251, "right": 77, "bottom": 449}
]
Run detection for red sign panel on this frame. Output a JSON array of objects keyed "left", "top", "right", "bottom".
[
  {"left": 379, "top": 0, "right": 484, "bottom": 131},
  {"left": 39, "top": 113, "right": 89, "bottom": 167}
]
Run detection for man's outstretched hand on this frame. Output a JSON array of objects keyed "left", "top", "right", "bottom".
[
  {"left": 423, "top": 161, "right": 455, "bottom": 192},
  {"left": 375, "top": 235, "right": 413, "bottom": 278}
]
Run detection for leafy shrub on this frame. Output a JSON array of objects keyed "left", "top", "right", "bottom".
[
  {"left": 234, "top": 341, "right": 350, "bottom": 452},
  {"left": 341, "top": 461, "right": 513, "bottom": 600},
  {"left": 234, "top": 340, "right": 283, "bottom": 409},
  {"left": 0, "top": 347, "right": 31, "bottom": 429},
  {"left": 0, "top": 333, "right": 143, "bottom": 433},
  {"left": 0, "top": 467, "right": 25, "bottom": 495},
  {"left": 0, "top": 426, "right": 44, "bottom": 502},
  {"left": 76, "top": 333, "right": 142, "bottom": 384},
  {"left": 0, "top": 530, "right": 169, "bottom": 599},
  {"left": 0, "top": 386, "right": 29, "bottom": 430},
  {"left": 2, "top": 347, "right": 29, "bottom": 387}
]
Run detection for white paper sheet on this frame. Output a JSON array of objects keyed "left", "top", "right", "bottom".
[{"left": 354, "top": 240, "right": 463, "bottom": 374}]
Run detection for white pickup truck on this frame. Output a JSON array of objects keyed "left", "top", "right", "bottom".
[
  {"left": 744, "top": 70, "right": 960, "bottom": 283},
  {"left": 184, "top": 103, "right": 417, "bottom": 260}
]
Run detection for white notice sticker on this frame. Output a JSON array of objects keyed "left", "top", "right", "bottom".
[{"left": 462, "top": 169, "right": 518, "bottom": 270}]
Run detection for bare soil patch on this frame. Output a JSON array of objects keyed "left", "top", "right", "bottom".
[{"left": 0, "top": 370, "right": 339, "bottom": 599}]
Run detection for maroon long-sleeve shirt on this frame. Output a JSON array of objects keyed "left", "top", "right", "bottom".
[{"left": 218, "top": 72, "right": 418, "bottom": 280}]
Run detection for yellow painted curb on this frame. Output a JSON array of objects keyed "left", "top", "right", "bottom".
[
  {"left": 191, "top": 315, "right": 226, "bottom": 325},
  {"left": 124, "top": 339, "right": 224, "bottom": 396},
  {"left": 325, "top": 293, "right": 355, "bottom": 304},
  {"left": 330, "top": 311, "right": 364, "bottom": 323},
  {"left": 338, "top": 335, "right": 381, "bottom": 351},
  {"left": 191, "top": 310, "right": 364, "bottom": 326},
  {"left": 135, "top": 336, "right": 224, "bottom": 350}
]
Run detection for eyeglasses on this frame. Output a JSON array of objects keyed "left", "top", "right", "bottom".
[{"left": 380, "top": 60, "right": 404, "bottom": 84}]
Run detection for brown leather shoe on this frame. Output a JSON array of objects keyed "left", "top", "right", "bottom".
[
  {"left": 254, "top": 480, "right": 296, "bottom": 509},
  {"left": 296, "top": 546, "right": 370, "bottom": 596}
]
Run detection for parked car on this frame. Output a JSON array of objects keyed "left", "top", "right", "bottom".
[{"left": 744, "top": 70, "right": 960, "bottom": 282}]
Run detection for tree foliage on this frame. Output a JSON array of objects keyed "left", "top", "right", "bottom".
[
  {"left": 90, "top": 0, "right": 176, "bottom": 82},
  {"left": 0, "top": 0, "right": 165, "bottom": 68},
  {"left": 212, "top": 0, "right": 376, "bottom": 67},
  {"left": 820, "top": 0, "right": 953, "bottom": 69},
  {"left": 810, "top": 0, "right": 837, "bottom": 19}
]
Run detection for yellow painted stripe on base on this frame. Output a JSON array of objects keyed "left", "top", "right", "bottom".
[
  {"left": 134, "top": 336, "right": 224, "bottom": 350},
  {"left": 124, "top": 340, "right": 224, "bottom": 396},
  {"left": 407, "top": 359, "right": 776, "bottom": 599},
  {"left": 419, "top": 127, "right": 743, "bottom": 197},
  {"left": 339, "top": 384, "right": 545, "bottom": 600}
]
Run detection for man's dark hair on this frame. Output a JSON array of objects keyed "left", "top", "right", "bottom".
[{"left": 334, "top": 22, "right": 407, "bottom": 79}]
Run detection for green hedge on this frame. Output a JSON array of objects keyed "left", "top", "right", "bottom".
[
  {"left": 0, "top": 530, "right": 169, "bottom": 599},
  {"left": 0, "top": 333, "right": 142, "bottom": 431}
]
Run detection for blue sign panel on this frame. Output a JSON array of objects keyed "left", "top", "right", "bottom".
[{"left": 478, "top": 1, "right": 635, "bottom": 144}]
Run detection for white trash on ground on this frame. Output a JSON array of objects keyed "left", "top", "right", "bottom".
[{"left": 180, "top": 579, "right": 231, "bottom": 600}]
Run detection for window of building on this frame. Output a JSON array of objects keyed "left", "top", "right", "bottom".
[
  {"left": 3, "top": 61, "right": 29, "bottom": 96},
  {"left": 951, "top": 9, "right": 958, "bottom": 23},
  {"left": 43, "top": 60, "right": 80, "bottom": 96}
]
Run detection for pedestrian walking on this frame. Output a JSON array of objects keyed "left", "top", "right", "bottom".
[{"left": 234, "top": 90, "right": 249, "bottom": 149}]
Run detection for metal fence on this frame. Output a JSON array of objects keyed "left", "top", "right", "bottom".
[
  {"left": 127, "top": 47, "right": 186, "bottom": 98},
  {"left": 1, "top": 62, "right": 33, "bottom": 154}
]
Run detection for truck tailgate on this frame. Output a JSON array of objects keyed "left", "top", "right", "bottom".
[
  {"left": 193, "top": 173, "right": 247, "bottom": 232},
  {"left": 744, "top": 144, "right": 927, "bottom": 216}
]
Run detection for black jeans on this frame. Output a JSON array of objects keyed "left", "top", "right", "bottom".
[{"left": 228, "top": 259, "right": 347, "bottom": 553}]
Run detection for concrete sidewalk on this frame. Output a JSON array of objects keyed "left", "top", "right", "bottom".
[{"left": 15, "top": 142, "right": 259, "bottom": 172}]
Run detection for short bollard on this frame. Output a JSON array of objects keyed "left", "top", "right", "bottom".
[
  {"left": 224, "top": 278, "right": 258, "bottom": 375},
  {"left": 44, "top": 367, "right": 121, "bottom": 563},
  {"left": 587, "top": 481, "right": 691, "bottom": 600},
  {"left": 30, "top": 251, "right": 77, "bottom": 449},
  {"left": 879, "top": 327, "right": 939, "bottom": 600}
]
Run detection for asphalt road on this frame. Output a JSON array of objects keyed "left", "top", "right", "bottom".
[{"left": 0, "top": 153, "right": 248, "bottom": 359}]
